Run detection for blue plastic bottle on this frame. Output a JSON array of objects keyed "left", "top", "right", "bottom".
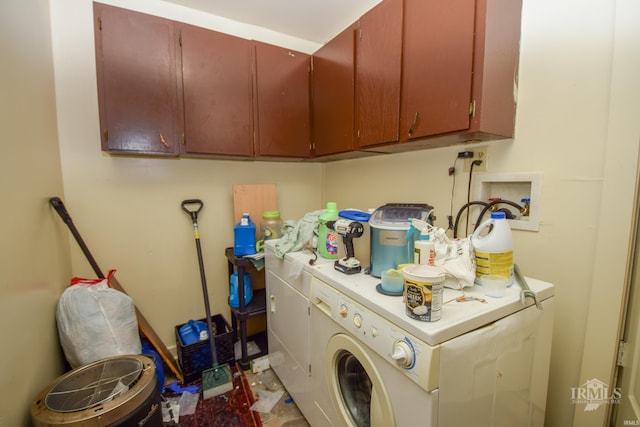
[
  {"left": 229, "top": 271, "right": 253, "bottom": 308},
  {"left": 234, "top": 213, "right": 256, "bottom": 256}
]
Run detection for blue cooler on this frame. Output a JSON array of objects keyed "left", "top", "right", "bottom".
[{"left": 369, "top": 203, "right": 434, "bottom": 277}]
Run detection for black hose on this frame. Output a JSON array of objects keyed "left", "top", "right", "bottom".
[
  {"left": 474, "top": 199, "right": 524, "bottom": 230},
  {"left": 465, "top": 160, "right": 482, "bottom": 236},
  {"left": 453, "top": 201, "right": 489, "bottom": 238}
]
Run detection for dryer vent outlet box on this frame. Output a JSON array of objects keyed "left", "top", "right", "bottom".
[{"left": 473, "top": 172, "right": 542, "bottom": 231}]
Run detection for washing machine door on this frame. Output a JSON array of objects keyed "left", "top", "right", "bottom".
[{"left": 326, "top": 333, "right": 394, "bottom": 427}]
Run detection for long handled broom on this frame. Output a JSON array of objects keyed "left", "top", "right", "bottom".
[{"left": 181, "top": 199, "right": 232, "bottom": 397}]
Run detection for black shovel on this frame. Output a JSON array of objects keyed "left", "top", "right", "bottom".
[
  {"left": 180, "top": 199, "right": 218, "bottom": 367},
  {"left": 181, "top": 199, "right": 232, "bottom": 396}
]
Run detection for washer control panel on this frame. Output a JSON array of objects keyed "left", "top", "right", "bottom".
[{"left": 311, "top": 277, "right": 439, "bottom": 392}]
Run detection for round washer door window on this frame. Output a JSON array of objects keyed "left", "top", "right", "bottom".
[{"left": 326, "top": 334, "right": 394, "bottom": 427}]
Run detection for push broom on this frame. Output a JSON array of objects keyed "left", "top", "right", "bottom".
[{"left": 181, "top": 199, "right": 232, "bottom": 398}]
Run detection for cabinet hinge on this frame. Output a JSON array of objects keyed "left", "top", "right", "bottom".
[
  {"left": 181, "top": 132, "right": 185, "bottom": 145},
  {"left": 179, "top": 34, "right": 182, "bottom": 47},
  {"left": 617, "top": 341, "right": 628, "bottom": 366},
  {"left": 469, "top": 100, "right": 476, "bottom": 117},
  {"left": 97, "top": 17, "right": 102, "bottom": 31},
  {"left": 103, "top": 129, "right": 109, "bottom": 142},
  {"left": 359, "top": 29, "right": 363, "bottom": 39}
]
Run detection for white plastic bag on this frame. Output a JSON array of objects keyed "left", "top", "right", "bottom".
[
  {"left": 56, "top": 269, "right": 141, "bottom": 368},
  {"left": 428, "top": 226, "right": 476, "bottom": 289}
]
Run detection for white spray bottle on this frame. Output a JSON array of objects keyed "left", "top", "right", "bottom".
[{"left": 407, "top": 218, "right": 435, "bottom": 266}]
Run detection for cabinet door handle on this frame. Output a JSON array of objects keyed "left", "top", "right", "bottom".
[
  {"left": 270, "top": 294, "right": 276, "bottom": 313},
  {"left": 159, "top": 132, "right": 169, "bottom": 148},
  {"left": 408, "top": 112, "right": 420, "bottom": 136}
]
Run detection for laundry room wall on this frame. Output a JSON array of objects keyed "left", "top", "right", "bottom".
[
  {"left": 48, "top": 0, "right": 324, "bottom": 369},
  {"left": 323, "top": 1, "right": 640, "bottom": 426},
  {"left": 0, "top": 1, "right": 71, "bottom": 425},
  {"left": 8, "top": 0, "right": 636, "bottom": 426}
]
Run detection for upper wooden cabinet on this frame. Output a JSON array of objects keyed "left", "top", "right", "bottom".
[
  {"left": 310, "top": 23, "right": 357, "bottom": 158},
  {"left": 94, "top": 5, "right": 306, "bottom": 159},
  {"left": 179, "top": 24, "right": 253, "bottom": 157},
  {"left": 355, "top": 0, "right": 403, "bottom": 149},
  {"left": 379, "top": 0, "right": 521, "bottom": 152},
  {"left": 468, "top": 0, "right": 522, "bottom": 138},
  {"left": 94, "top": 0, "right": 522, "bottom": 160},
  {"left": 94, "top": 3, "right": 182, "bottom": 155},
  {"left": 313, "top": 0, "right": 521, "bottom": 157},
  {"left": 400, "top": 0, "right": 476, "bottom": 140},
  {"left": 253, "top": 42, "right": 311, "bottom": 158}
]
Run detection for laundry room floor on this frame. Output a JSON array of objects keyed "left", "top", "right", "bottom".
[
  {"left": 162, "top": 365, "right": 310, "bottom": 426},
  {"left": 245, "top": 368, "right": 310, "bottom": 427}
]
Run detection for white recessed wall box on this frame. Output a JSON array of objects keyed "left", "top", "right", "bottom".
[{"left": 473, "top": 172, "right": 542, "bottom": 231}]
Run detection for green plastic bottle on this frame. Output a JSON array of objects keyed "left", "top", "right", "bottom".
[{"left": 318, "top": 202, "right": 339, "bottom": 259}]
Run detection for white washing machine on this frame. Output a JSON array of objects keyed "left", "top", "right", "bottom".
[
  {"left": 309, "top": 263, "right": 554, "bottom": 427},
  {"left": 310, "top": 277, "right": 438, "bottom": 426}
]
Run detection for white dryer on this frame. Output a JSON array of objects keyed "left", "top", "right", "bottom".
[
  {"left": 309, "top": 263, "right": 554, "bottom": 427},
  {"left": 264, "top": 240, "right": 332, "bottom": 420}
]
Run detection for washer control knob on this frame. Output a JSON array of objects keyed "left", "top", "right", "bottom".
[
  {"left": 339, "top": 305, "right": 348, "bottom": 318},
  {"left": 391, "top": 340, "right": 414, "bottom": 368},
  {"left": 353, "top": 313, "right": 362, "bottom": 328}
]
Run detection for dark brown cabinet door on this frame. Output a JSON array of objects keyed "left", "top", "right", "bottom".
[
  {"left": 355, "top": 0, "right": 403, "bottom": 148},
  {"left": 94, "top": 3, "right": 181, "bottom": 155},
  {"left": 468, "top": 0, "right": 521, "bottom": 138},
  {"left": 179, "top": 24, "right": 253, "bottom": 156},
  {"left": 400, "top": 0, "right": 475, "bottom": 140},
  {"left": 311, "top": 24, "right": 356, "bottom": 157},
  {"left": 254, "top": 42, "right": 311, "bottom": 158}
]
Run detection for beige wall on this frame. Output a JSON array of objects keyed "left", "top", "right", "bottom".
[
  {"left": 575, "top": 1, "right": 640, "bottom": 425},
  {"left": 0, "top": 1, "right": 70, "bottom": 425},
  {"left": 3, "top": 0, "right": 637, "bottom": 425}
]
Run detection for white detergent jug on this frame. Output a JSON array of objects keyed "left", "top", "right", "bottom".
[{"left": 471, "top": 211, "right": 514, "bottom": 284}]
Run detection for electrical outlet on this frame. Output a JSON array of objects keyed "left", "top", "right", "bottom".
[{"left": 463, "top": 147, "right": 488, "bottom": 172}]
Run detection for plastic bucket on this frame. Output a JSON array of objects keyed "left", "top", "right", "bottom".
[{"left": 403, "top": 265, "right": 445, "bottom": 322}]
